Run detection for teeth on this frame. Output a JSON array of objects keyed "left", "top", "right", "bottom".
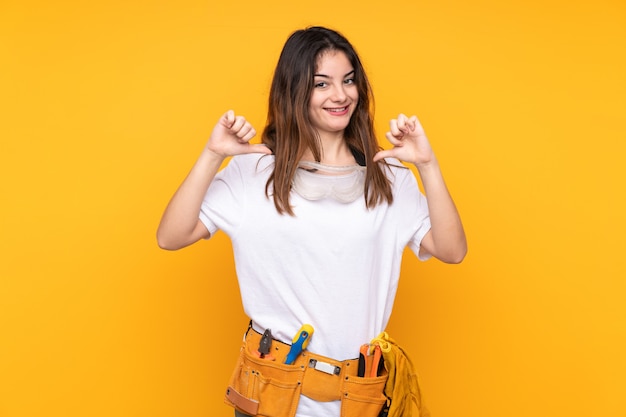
[{"left": 327, "top": 107, "right": 347, "bottom": 112}]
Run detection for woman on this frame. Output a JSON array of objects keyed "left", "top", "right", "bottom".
[{"left": 157, "top": 26, "right": 466, "bottom": 417}]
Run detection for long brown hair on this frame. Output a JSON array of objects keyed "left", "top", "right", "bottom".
[{"left": 262, "top": 26, "right": 393, "bottom": 215}]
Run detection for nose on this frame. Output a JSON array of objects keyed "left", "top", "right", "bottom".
[{"left": 331, "top": 83, "right": 347, "bottom": 102}]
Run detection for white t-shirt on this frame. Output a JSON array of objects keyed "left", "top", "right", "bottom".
[{"left": 199, "top": 153, "right": 431, "bottom": 417}]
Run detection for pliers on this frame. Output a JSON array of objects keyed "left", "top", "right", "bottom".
[
  {"left": 358, "top": 344, "right": 382, "bottom": 377},
  {"left": 253, "top": 328, "right": 276, "bottom": 360}
]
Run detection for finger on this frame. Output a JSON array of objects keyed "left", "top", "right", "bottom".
[
  {"left": 389, "top": 119, "right": 402, "bottom": 138},
  {"left": 221, "top": 110, "right": 235, "bottom": 128},
  {"left": 410, "top": 115, "right": 424, "bottom": 133},
  {"left": 230, "top": 115, "right": 247, "bottom": 133},
  {"left": 406, "top": 115, "right": 417, "bottom": 132},
  {"left": 233, "top": 121, "right": 252, "bottom": 138},
  {"left": 385, "top": 131, "right": 404, "bottom": 146},
  {"left": 238, "top": 126, "right": 257, "bottom": 142},
  {"left": 396, "top": 113, "right": 410, "bottom": 133}
]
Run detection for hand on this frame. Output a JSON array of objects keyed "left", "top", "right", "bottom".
[
  {"left": 373, "top": 114, "right": 435, "bottom": 166},
  {"left": 205, "top": 110, "right": 272, "bottom": 158}
]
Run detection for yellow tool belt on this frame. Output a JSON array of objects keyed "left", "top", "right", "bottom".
[{"left": 224, "top": 327, "right": 388, "bottom": 417}]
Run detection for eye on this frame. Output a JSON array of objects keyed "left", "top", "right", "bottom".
[
  {"left": 344, "top": 78, "right": 355, "bottom": 85},
  {"left": 314, "top": 81, "right": 328, "bottom": 88}
]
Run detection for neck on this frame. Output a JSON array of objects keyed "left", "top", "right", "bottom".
[{"left": 303, "top": 131, "right": 356, "bottom": 165}]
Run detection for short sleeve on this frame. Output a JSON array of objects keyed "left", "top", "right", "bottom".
[
  {"left": 390, "top": 161, "right": 432, "bottom": 261},
  {"left": 199, "top": 157, "right": 246, "bottom": 237}
]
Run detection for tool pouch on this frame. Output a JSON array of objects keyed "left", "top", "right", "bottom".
[
  {"left": 224, "top": 327, "right": 388, "bottom": 417},
  {"left": 225, "top": 343, "right": 303, "bottom": 417},
  {"left": 340, "top": 373, "right": 388, "bottom": 417}
]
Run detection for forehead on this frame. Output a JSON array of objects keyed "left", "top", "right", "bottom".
[{"left": 314, "top": 49, "right": 353, "bottom": 73}]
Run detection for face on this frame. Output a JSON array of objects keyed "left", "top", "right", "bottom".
[{"left": 309, "top": 50, "right": 359, "bottom": 139}]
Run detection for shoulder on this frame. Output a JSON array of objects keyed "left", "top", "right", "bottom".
[
  {"left": 228, "top": 153, "right": 275, "bottom": 174},
  {"left": 380, "top": 157, "right": 412, "bottom": 181},
  {"left": 378, "top": 158, "right": 422, "bottom": 198},
  {"left": 381, "top": 157, "right": 406, "bottom": 171}
]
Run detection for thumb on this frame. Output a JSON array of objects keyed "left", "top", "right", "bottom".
[
  {"left": 373, "top": 149, "right": 394, "bottom": 162},
  {"left": 241, "top": 144, "right": 273, "bottom": 155}
]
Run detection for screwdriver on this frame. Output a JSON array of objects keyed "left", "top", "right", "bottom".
[{"left": 284, "top": 324, "right": 314, "bottom": 365}]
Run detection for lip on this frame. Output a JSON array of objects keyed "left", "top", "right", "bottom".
[{"left": 324, "top": 106, "right": 350, "bottom": 116}]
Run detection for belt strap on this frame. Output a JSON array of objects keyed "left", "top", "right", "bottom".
[{"left": 225, "top": 385, "right": 259, "bottom": 416}]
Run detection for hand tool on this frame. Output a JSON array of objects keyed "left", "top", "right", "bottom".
[
  {"left": 253, "top": 328, "right": 275, "bottom": 360},
  {"left": 358, "top": 344, "right": 368, "bottom": 377},
  {"left": 358, "top": 344, "right": 383, "bottom": 377},
  {"left": 284, "top": 324, "right": 314, "bottom": 365},
  {"left": 369, "top": 344, "right": 382, "bottom": 377}
]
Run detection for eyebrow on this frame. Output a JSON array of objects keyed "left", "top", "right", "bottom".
[{"left": 313, "top": 70, "right": 355, "bottom": 78}]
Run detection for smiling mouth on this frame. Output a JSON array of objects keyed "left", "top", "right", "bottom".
[{"left": 325, "top": 106, "right": 349, "bottom": 114}]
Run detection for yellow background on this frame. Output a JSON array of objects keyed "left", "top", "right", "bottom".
[{"left": 1, "top": 0, "right": 625, "bottom": 416}]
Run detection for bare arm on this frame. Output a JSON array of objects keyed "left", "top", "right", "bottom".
[
  {"left": 157, "top": 110, "right": 272, "bottom": 250},
  {"left": 374, "top": 114, "right": 467, "bottom": 263}
]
